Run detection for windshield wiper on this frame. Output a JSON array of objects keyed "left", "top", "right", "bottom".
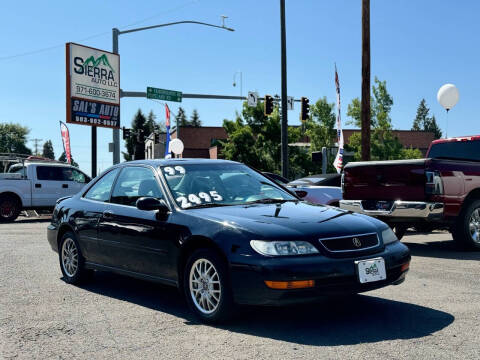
[{"left": 244, "top": 198, "right": 297, "bottom": 205}]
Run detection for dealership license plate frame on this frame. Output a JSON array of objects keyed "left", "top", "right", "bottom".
[{"left": 355, "top": 257, "right": 387, "bottom": 284}]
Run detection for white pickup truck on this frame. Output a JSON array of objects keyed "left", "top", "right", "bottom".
[{"left": 0, "top": 160, "right": 90, "bottom": 222}]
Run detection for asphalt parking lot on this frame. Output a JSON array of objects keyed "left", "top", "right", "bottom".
[{"left": 1, "top": 220, "right": 479, "bottom": 359}]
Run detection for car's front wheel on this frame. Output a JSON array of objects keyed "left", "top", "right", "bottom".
[
  {"left": 183, "top": 249, "right": 234, "bottom": 323},
  {"left": 59, "top": 232, "right": 91, "bottom": 284}
]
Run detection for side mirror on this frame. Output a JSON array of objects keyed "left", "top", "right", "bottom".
[
  {"left": 295, "top": 190, "right": 308, "bottom": 198},
  {"left": 136, "top": 197, "right": 169, "bottom": 214}
]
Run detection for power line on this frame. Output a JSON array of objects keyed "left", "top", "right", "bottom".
[{"left": 0, "top": 0, "right": 202, "bottom": 61}]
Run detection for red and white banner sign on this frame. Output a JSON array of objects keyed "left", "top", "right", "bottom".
[{"left": 60, "top": 121, "right": 72, "bottom": 164}]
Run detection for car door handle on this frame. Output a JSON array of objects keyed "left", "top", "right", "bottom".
[
  {"left": 62, "top": 184, "right": 68, "bottom": 188},
  {"left": 102, "top": 210, "right": 114, "bottom": 219},
  {"left": 35, "top": 184, "right": 41, "bottom": 188}
]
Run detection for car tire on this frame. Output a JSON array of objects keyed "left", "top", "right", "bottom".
[
  {"left": 452, "top": 199, "right": 480, "bottom": 251},
  {"left": 183, "top": 249, "right": 235, "bottom": 323},
  {"left": 393, "top": 225, "right": 408, "bottom": 241},
  {"left": 0, "top": 194, "right": 21, "bottom": 222},
  {"left": 59, "top": 231, "right": 91, "bottom": 284}
]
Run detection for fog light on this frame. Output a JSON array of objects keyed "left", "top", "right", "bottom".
[
  {"left": 264, "top": 280, "right": 315, "bottom": 289},
  {"left": 400, "top": 262, "right": 410, "bottom": 272}
]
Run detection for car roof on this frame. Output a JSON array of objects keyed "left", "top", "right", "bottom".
[
  {"left": 25, "top": 162, "right": 76, "bottom": 167},
  {"left": 431, "top": 135, "right": 480, "bottom": 145},
  {"left": 119, "top": 158, "right": 240, "bottom": 167}
]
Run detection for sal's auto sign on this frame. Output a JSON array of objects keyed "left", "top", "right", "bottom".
[{"left": 66, "top": 43, "right": 120, "bottom": 129}]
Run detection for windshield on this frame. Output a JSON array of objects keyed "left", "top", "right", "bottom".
[{"left": 160, "top": 163, "right": 297, "bottom": 209}]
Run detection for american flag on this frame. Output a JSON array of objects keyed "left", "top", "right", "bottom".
[
  {"left": 333, "top": 65, "right": 344, "bottom": 173},
  {"left": 164, "top": 104, "right": 171, "bottom": 158}
]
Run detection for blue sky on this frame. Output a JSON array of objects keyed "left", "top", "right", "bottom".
[{"left": 1, "top": 0, "right": 479, "bottom": 175}]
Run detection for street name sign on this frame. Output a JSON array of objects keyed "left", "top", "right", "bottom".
[
  {"left": 247, "top": 91, "right": 259, "bottom": 107},
  {"left": 147, "top": 87, "right": 182, "bottom": 102},
  {"left": 66, "top": 43, "right": 120, "bottom": 129}
]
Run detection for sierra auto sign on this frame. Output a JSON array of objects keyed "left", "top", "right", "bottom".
[{"left": 66, "top": 43, "right": 120, "bottom": 129}]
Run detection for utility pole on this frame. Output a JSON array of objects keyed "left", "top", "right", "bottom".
[
  {"left": 112, "top": 28, "right": 120, "bottom": 167},
  {"left": 361, "top": 0, "right": 371, "bottom": 161},
  {"left": 30, "top": 138, "right": 43, "bottom": 156},
  {"left": 280, "top": 0, "right": 289, "bottom": 178}
]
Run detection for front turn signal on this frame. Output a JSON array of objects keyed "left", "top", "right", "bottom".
[{"left": 264, "top": 280, "right": 315, "bottom": 289}]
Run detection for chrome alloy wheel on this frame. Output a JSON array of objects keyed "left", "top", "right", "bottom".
[
  {"left": 469, "top": 208, "right": 480, "bottom": 244},
  {"left": 189, "top": 258, "right": 221, "bottom": 314},
  {"left": 61, "top": 238, "right": 79, "bottom": 277}
]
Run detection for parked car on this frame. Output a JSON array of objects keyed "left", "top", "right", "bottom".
[
  {"left": 47, "top": 159, "right": 410, "bottom": 323},
  {"left": 0, "top": 154, "right": 90, "bottom": 222},
  {"left": 340, "top": 135, "right": 480, "bottom": 249},
  {"left": 287, "top": 174, "right": 342, "bottom": 206}
]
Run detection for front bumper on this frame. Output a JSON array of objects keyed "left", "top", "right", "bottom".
[
  {"left": 230, "top": 241, "right": 410, "bottom": 306},
  {"left": 339, "top": 200, "right": 444, "bottom": 221}
]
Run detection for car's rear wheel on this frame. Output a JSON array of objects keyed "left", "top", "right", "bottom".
[
  {"left": 0, "top": 194, "right": 21, "bottom": 222},
  {"left": 59, "top": 232, "right": 91, "bottom": 284},
  {"left": 452, "top": 199, "right": 480, "bottom": 251},
  {"left": 183, "top": 249, "right": 234, "bottom": 323}
]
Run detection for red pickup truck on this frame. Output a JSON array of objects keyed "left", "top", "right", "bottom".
[{"left": 340, "top": 136, "right": 480, "bottom": 250}]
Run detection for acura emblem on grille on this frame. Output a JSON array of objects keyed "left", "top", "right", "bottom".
[{"left": 352, "top": 237, "right": 362, "bottom": 248}]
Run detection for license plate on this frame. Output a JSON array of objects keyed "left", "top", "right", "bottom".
[{"left": 356, "top": 257, "right": 386, "bottom": 284}]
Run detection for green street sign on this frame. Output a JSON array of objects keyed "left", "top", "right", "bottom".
[{"left": 146, "top": 87, "right": 182, "bottom": 102}]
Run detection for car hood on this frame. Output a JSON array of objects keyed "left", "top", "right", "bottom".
[{"left": 188, "top": 201, "right": 384, "bottom": 240}]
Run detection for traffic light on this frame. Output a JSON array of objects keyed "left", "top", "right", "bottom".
[
  {"left": 154, "top": 132, "right": 160, "bottom": 144},
  {"left": 264, "top": 95, "right": 274, "bottom": 116},
  {"left": 122, "top": 127, "right": 131, "bottom": 140},
  {"left": 300, "top": 97, "right": 310, "bottom": 121},
  {"left": 136, "top": 129, "right": 144, "bottom": 142}
]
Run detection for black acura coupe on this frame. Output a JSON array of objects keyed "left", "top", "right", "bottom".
[{"left": 47, "top": 159, "right": 410, "bottom": 322}]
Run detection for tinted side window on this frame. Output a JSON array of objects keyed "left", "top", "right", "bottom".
[
  {"left": 84, "top": 168, "right": 120, "bottom": 202},
  {"left": 429, "top": 141, "right": 480, "bottom": 161},
  {"left": 111, "top": 167, "right": 163, "bottom": 207},
  {"left": 36, "top": 166, "right": 64, "bottom": 181}
]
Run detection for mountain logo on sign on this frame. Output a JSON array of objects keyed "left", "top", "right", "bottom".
[{"left": 82, "top": 54, "right": 115, "bottom": 73}]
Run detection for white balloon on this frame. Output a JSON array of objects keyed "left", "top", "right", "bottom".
[
  {"left": 169, "top": 138, "right": 184, "bottom": 154},
  {"left": 437, "top": 84, "right": 459, "bottom": 111}
]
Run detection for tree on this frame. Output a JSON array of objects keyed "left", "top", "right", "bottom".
[
  {"left": 122, "top": 109, "right": 150, "bottom": 161},
  {"left": 42, "top": 140, "right": 55, "bottom": 159},
  {"left": 412, "top": 99, "right": 442, "bottom": 139},
  {"left": 58, "top": 151, "right": 79, "bottom": 167},
  {"left": 190, "top": 109, "right": 202, "bottom": 127},
  {"left": 304, "top": 97, "right": 337, "bottom": 173},
  {"left": 346, "top": 77, "right": 418, "bottom": 160},
  {"left": 222, "top": 101, "right": 317, "bottom": 179},
  {"left": 175, "top": 107, "right": 190, "bottom": 127},
  {"left": 0, "top": 123, "right": 32, "bottom": 154}
]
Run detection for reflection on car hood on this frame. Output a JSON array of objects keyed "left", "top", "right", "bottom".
[{"left": 189, "top": 201, "right": 383, "bottom": 239}]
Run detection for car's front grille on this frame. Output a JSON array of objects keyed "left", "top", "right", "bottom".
[{"left": 319, "top": 233, "right": 379, "bottom": 252}]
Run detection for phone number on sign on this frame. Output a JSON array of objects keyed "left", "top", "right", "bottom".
[{"left": 75, "top": 85, "right": 116, "bottom": 99}]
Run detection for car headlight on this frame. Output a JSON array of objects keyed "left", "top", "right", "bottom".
[
  {"left": 250, "top": 240, "right": 319, "bottom": 256},
  {"left": 381, "top": 227, "right": 398, "bottom": 245}
]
